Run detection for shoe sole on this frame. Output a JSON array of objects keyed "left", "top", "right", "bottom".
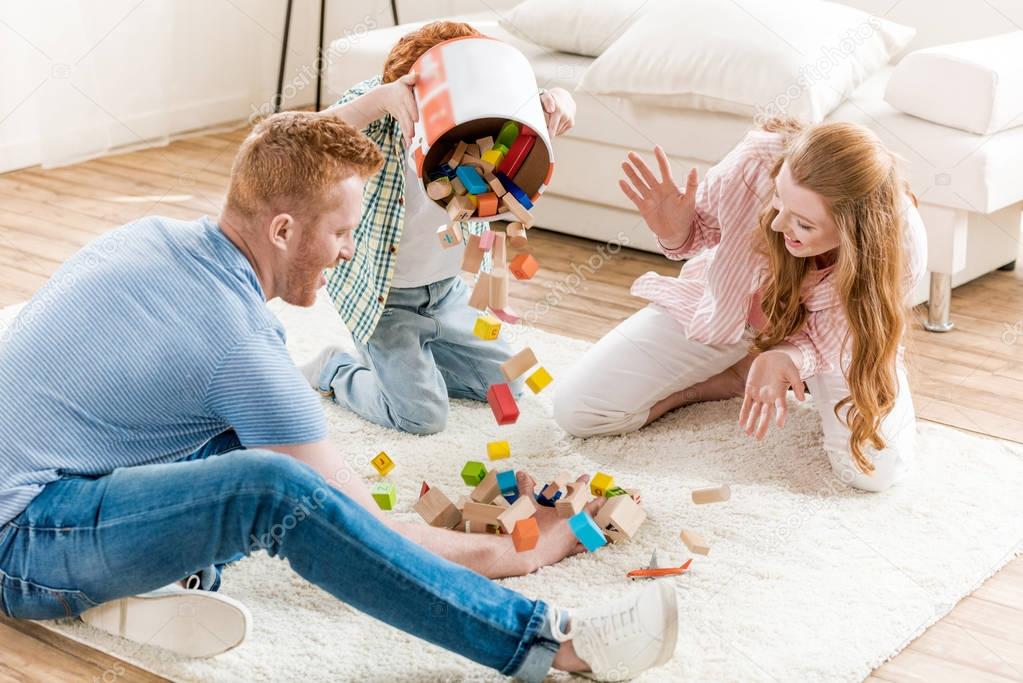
[
  {"left": 81, "top": 591, "right": 251, "bottom": 658},
  {"left": 651, "top": 581, "right": 680, "bottom": 668}
]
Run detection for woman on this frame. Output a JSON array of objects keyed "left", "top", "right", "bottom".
[{"left": 553, "top": 120, "right": 927, "bottom": 491}]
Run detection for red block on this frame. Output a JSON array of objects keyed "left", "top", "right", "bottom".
[
  {"left": 487, "top": 383, "right": 520, "bottom": 426},
  {"left": 498, "top": 134, "right": 536, "bottom": 179},
  {"left": 419, "top": 481, "right": 430, "bottom": 498},
  {"left": 509, "top": 253, "right": 539, "bottom": 281}
]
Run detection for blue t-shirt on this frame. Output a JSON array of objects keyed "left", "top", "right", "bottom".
[{"left": 0, "top": 216, "right": 327, "bottom": 527}]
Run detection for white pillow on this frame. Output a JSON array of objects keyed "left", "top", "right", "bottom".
[
  {"left": 499, "top": 0, "right": 649, "bottom": 57},
  {"left": 884, "top": 32, "right": 1023, "bottom": 135},
  {"left": 578, "top": 0, "right": 915, "bottom": 123}
]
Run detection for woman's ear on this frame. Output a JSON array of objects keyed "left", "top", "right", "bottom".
[{"left": 268, "top": 213, "right": 295, "bottom": 250}]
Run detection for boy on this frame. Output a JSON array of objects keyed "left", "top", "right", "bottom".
[{"left": 304, "top": 21, "right": 577, "bottom": 434}]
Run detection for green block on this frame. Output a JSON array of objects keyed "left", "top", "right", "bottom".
[
  {"left": 371, "top": 482, "right": 397, "bottom": 511},
  {"left": 461, "top": 461, "right": 488, "bottom": 486},
  {"left": 605, "top": 486, "right": 628, "bottom": 498}
]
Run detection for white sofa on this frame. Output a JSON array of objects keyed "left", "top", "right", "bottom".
[{"left": 327, "top": 1, "right": 1023, "bottom": 332}]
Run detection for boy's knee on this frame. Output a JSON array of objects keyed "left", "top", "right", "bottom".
[{"left": 392, "top": 397, "right": 448, "bottom": 435}]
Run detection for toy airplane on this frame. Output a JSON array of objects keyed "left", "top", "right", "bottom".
[{"left": 626, "top": 549, "right": 693, "bottom": 580}]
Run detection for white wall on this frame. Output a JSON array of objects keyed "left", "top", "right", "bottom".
[{"left": 0, "top": 0, "right": 516, "bottom": 173}]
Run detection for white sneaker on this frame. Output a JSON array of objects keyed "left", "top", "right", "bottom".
[
  {"left": 553, "top": 581, "right": 678, "bottom": 681},
  {"left": 298, "top": 346, "right": 346, "bottom": 396},
  {"left": 80, "top": 584, "right": 252, "bottom": 658}
]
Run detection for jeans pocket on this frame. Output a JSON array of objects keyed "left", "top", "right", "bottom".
[{"left": 0, "top": 574, "right": 99, "bottom": 620}]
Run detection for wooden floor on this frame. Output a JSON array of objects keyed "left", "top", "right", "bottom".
[{"left": 1, "top": 127, "right": 1021, "bottom": 682}]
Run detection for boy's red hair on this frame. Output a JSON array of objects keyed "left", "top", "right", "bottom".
[{"left": 382, "top": 21, "right": 481, "bottom": 83}]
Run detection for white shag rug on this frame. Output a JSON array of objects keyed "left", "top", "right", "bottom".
[{"left": 3, "top": 296, "right": 1022, "bottom": 682}]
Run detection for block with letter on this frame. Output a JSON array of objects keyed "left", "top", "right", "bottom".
[
  {"left": 371, "top": 482, "right": 397, "bottom": 511},
  {"left": 370, "top": 451, "right": 395, "bottom": 476},
  {"left": 473, "top": 315, "right": 502, "bottom": 341}
]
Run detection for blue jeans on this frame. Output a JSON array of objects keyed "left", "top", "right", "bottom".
[
  {"left": 0, "top": 433, "right": 561, "bottom": 681},
  {"left": 317, "top": 276, "right": 524, "bottom": 435}
]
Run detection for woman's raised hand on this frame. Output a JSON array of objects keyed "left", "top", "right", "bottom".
[{"left": 619, "top": 146, "right": 698, "bottom": 248}]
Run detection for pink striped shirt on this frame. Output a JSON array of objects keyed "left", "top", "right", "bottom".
[{"left": 631, "top": 130, "right": 928, "bottom": 380}]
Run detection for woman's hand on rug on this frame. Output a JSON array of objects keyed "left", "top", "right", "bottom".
[
  {"left": 740, "top": 350, "right": 806, "bottom": 440},
  {"left": 619, "top": 147, "right": 698, "bottom": 250}
]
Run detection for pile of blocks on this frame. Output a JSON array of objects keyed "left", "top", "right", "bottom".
[{"left": 427, "top": 120, "right": 542, "bottom": 234}]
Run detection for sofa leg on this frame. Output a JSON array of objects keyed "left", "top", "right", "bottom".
[
  {"left": 998, "top": 260, "right": 1017, "bottom": 272},
  {"left": 924, "top": 272, "right": 954, "bottom": 332}
]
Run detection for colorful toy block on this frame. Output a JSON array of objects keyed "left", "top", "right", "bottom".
[
  {"left": 487, "top": 383, "right": 520, "bottom": 425},
  {"left": 512, "top": 517, "right": 540, "bottom": 552},
  {"left": 500, "top": 347, "right": 538, "bottom": 382},
  {"left": 489, "top": 307, "right": 520, "bottom": 324},
  {"left": 473, "top": 315, "right": 502, "bottom": 341},
  {"left": 692, "top": 484, "right": 731, "bottom": 505},
  {"left": 370, "top": 451, "right": 395, "bottom": 476},
  {"left": 371, "top": 482, "right": 397, "bottom": 510},
  {"left": 461, "top": 461, "right": 488, "bottom": 486},
  {"left": 507, "top": 221, "right": 528, "bottom": 249},
  {"left": 413, "top": 486, "right": 462, "bottom": 528},
  {"left": 481, "top": 144, "right": 507, "bottom": 168},
  {"left": 427, "top": 177, "right": 453, "bottom": 201},
  {"left": 590, "top": 471, "right": 614, "bottom": 497},
  {"left": 509, "top": 253, "right": 539, "bottom": 280},
  {"left": 680, "top": 528, "right": 710, "bottom": 556},
  {"left": 496, "top": 469, "right": 518, "bottom": 498},
  {"left": 605, "top": 486, "right": 629, "bottom": 498},
  {"left": 556, "top": 482, "right": 589, "bottom": 518},
  {"left": 594, "top": 494, "right": 647, "bottom": 543},
  {"left": 435, "top": 162, "right": 455, "bottom": 179},
  {"left": 569, "top": 510, "right": 607, "bottom": 552},
  {"left": 495, "top": 120, "right": 520, "bottom": 149},
  {"left": 525, "top": 367, "right": 553, "bottom": 394},
  {"left": 468, "top": 272, "right": 491, "bottom": 311},
  {"left": 498, "top": 496, "right": 535, "bottom": 534},
  {"left": 477, "top": 191, "right": 499, "bottom": 217},
  {"left": 456, "top": 165, "right": 489, "bottom": 195},
  {"left": 470, "top": 469, "right": 501, "bottom": 503},
  {"left": 493, "top": 172, "right": 534, "bottom": 210},
  {"left": 487, "top": 440, "right": 511, "bottom": 460},
  {"left": 461, "top": 234, "right": 484, "bottom": 274},
  {"left": 479, "top": 229, "right": 496, "bottom": 251},
  {"left": 536, "top": 486, "right": 563, "bottom": 507},
  {"left": 498, "top": 134, "right": 536, "bottom": 178},
  {"left": 420, "top": 481, "right": 430, "bottom": 498}
]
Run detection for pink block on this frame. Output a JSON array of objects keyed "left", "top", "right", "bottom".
[
  {"left": 490, "top": 307, "right": 520, "bottom": 324},
  {"left": 479, "top": 229, "right": 495, "bottom": 252}
]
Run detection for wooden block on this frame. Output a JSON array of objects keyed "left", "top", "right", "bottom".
[
  {"left": 509, "top": 252, "right": 539, "bottom": 280},
  {"left": 470, "top": 469, "right": 501, "bottom": 503},
  {"left": 569, "top": 511, "right": 607, "bottom": 552},
  {"left": 680, "top": 529, "right": 710, "bottom": 555},
  {"left": 426, "top": 177, "right": 453, "bottom": 201},
  {"left": 477, "top": 192, "right": 499, "bottom": 218},
  {"left": 512, "top": 517, "right": 539, "bottom": 552},
  {"left": 371, "top": 482, "right": 396, "bottom": 510},
  {"left": 465, "top": 143, "right": 480, "bottom": 159},
  {"left": 462, "top": 500, "right": 504, "bottom": 525},
  {"left": 487, "top": 440, "right": 511, "bottom": 460},
  {"left": 498, "top": 134, "right": 536, "bottom": 178},
  {"left": 626, "top": 488, "right": 642, "bottom": 505},
  {"left": 449, "top": 140, "right": 467, "bottom": 167},
  {"left": 451, "top": 176, "right": 467, "bottom": 196},
  {"left": 512, "top": 140, "right": 551, "bottom": 197},
  {"left": 594, "top": 494, "right": 647, "bottom": 543},
  {"left": 473, "top": 314, "right": 502, "bottom": 341},
  {"left": 498, "top": 495, "right": 536, "bottom": 533},
  {"left": 590, "top": 472, "right": 614, "bottom": 497},
  {"left": 476, "top": 136, "right": 494, "bottom": 154},
  {"left": 455, "top": 495, "right": 468, "bottom": 511},
  {"left": 556, "top": 481, "right": 589, "bottom": 518},
  {"left": 370, "top": 451, "right": 394, "bottom": 476},
  {"left": 493, "top": 230, "right": 507, "bottom": 267},
  {"left": 525, "top": 366, "right": 552, "bottom": 394},
  {"left": 461, "top": 460, "right": 488, "bottom": 486},
  {"left": 507, "top": 221, "right": 528, "bottom": 249},
  {"left": 413, "top": 487, "right": 462, "bottom": 528},
  {"left": 437, "top": 223, "right": 463, "bottom": 248},
  {"left": 500, "top": 347, "right": 538, "bottom": 382},
  {"left": 493, "top": 493, "right": 511, "bottom": 508},
  {"left": 486, "top": 173, "right": 507, "bottom": 197},
  {"left": 478, "top": 229, "right": 495, "bottom": 251},
  {"left": 489, "top": 268, "right": 509, "bottom": 311},
  {"left": 468, "top": 272, "right": 491, "bottom": 311},
  {"left": 692, "top": 484, "right": 731, "bottom": 505},
  {"left": 461, "top": 234, "right": 484, "bottom": 274},
  {"left": 487, "top": 383, "right": 520, "bottom": 425},
  {"left": 446, "top": 196, "right": 475, "bottom": 222},
  {"left": 502, "top": 192, "right": 534, "bottom": 228}
]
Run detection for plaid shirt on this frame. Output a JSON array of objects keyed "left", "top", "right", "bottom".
[{"left": 324, "top": 76, "right": 488, "bottom": 343}]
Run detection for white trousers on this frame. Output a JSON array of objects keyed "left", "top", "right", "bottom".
[{"left": 553, "top": 305, "right": 916, "bottom": 492}]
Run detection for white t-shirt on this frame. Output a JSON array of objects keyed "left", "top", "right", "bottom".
[{"left": 391, "top": 165, "right": 465, "bottom": 289}]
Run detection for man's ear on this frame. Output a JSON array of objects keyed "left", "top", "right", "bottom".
[{"left": 268, "top": 213, "right": 295, "bottom": 250}]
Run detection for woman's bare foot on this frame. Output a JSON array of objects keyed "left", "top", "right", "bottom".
[{"left": 643, "top": 353, "right": 756, "bottom": 426}]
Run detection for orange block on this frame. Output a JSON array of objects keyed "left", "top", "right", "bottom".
[
  {"left": 509, "top": 253, "right": 539, "bottom": 280},
  {"left": 512, "top": 517, "right": 540, "bottom": 552},
  {"left": 477, "top": 192, "right": 499, "bottom": 218}
]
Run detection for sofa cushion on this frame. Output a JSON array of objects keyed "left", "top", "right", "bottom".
[{"left": 497, "top": 0, "right": 647, "bottom": 58}]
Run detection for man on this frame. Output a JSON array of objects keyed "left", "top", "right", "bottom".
[{"left": 0, "top": 113, "right": 676, "bottom": 681}]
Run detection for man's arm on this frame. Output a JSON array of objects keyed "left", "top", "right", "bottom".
[{"left": 257, "top": 440, "right": 587, "bottom": 578}]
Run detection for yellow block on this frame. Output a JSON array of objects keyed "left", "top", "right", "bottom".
[
  {"left": 590, "top": 471, "right": 614, "bottom": 497},
  {"left": 487, "top": 440, "right": 511, "bottom": 460},
  {"left": 371, "top": 451, "right": 395, "bottom": 476},
  {"left": 473, "top": 315, "right": 502, "bottom": 341},
  {"left": 525, "top": 367, "right": 553, "bottom": 394}
]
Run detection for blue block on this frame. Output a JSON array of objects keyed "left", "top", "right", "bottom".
[
  {"left": 503, "top": 491, "right": 520, "bottom": 505},
  {"left": 493, "top": 171, "right": 533, "bottom": 210},
  {"left": 496, "top": 469, "right": 518, "bottom": 497},
  {"left": 456, "top": 165, "right": 489, "bottom": 195},
  {"left": 436, "top": 162, "right": 456, "bottom": 179},
  {"left": 536, "top": 487, "right": 563, "bottom": 508},
  {"left": 569, "top": 511, "right": 607, "bottom": 552}
]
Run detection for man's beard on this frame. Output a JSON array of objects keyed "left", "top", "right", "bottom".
[{"left": 282, "top": 237, "right": 326, "bottom": 307}]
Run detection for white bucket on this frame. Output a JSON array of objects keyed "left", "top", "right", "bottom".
[{"left": 409, "top": 36, "right": 555, "bottom": 221}]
